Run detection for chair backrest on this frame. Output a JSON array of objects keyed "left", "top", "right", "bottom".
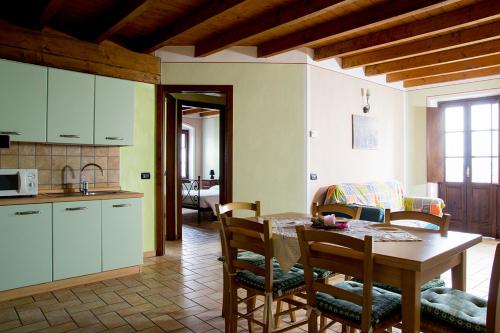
[
  {"left": 312, "top": 202, "right": 362, "bottom": 220},
  {"left": 295, "top": 225, "right": 373, "bottom": 331},
  {"left": 215, "top": 201, "right": 261, "bottom": 220},
  {"left": 487, "top": 243, "right": 500, "bottom": 333},
  {"left": 384, "top": 209, "right": 450, "bottom": 236},
  {"left": 220, "top": 216, "right": 274, "bottom": 292}
]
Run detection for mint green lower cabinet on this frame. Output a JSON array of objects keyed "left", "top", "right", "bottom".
[
  {"left": 53, "top": 201, "right": 101, "bottom": 280},
  {"left": 0, "top": 204, "right": 52, "bottom": 291},
  {"left": 102, "top": 198, "right": 142, "bottom": 271}
]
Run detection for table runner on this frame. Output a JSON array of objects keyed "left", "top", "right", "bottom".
[{"left": 266, "top": 217, "right": 422, "bottom": 272}]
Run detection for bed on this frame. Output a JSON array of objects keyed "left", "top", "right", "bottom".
[{"left": 181, "top": 176, "right": 220, "bottom": 224}]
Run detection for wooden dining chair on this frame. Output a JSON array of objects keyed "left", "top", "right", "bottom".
[
  {"left": 220, "top": 216, "right": 308, "bottom": 333},
  {"left": 296, "top": 225, "right": 402, "bottom": 333},
  {"left": 312, "top": 202, "right": 362, "bottom": 220},
  {"left": 384, "top": 209, "right": 451, "bottom": 236},
  {"left": 216, "top": 201, "right": 261, "bottom": 218},
  {"left": 419, "top": 243, "right": 500, "bottom": 333}
]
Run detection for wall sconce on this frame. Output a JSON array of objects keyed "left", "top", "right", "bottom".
[{"left": 361, "top": 88, "right": 370, "bottom": 113}]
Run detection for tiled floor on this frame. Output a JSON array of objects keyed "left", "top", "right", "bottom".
[{"left": 0, "top": 215, "right": 498, "bottom": 333}]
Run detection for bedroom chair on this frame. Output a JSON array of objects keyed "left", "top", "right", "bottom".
[
  {"left": 312, "top": 202, "right": 362, "bottom": 220},
  {"left": 295, "top": 226, "right": 402, "bottom": 333},
  {"left": 384, "top": 209, "right": 451, "bottom": 236},
  {"left": 220, "top": 216, "right": 308, "bottom": 333},
  {"left": 419, "top": 243, "right": 499, "bottom": 333}
]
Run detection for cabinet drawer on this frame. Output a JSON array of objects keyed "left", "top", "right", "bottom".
[
  {"left": 102, "top": 198, "right": 142, "bottom": 271},
  {"left": 0, "top": 204, "right": 52, "bottom": 291},
  {"left": 53, "top": 201, "right": 101, "bottom": 280}
]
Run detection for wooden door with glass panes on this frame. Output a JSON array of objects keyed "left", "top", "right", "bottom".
[{"left": 438, "top": 96, "right": 499, "bottom": 237}]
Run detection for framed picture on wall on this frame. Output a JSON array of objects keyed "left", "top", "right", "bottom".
[{"left": 352, "top": 115, "right": 378, "bottom": 149}]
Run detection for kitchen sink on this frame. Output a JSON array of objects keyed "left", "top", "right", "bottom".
[{"left": 44, "top": 191, "right": 129, "bottom": 198}]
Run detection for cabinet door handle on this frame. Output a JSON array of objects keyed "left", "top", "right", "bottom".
[
  {"left": 0, "top": 131, "right": 22, "bottom": 135},
  {"left": 15, "top": 210, "right": 40, "bottom": 215},
  {"left": 65, "top": 207, "right": 87, "bottom": 211},
  {"left": 106, "top": 137, "right": 124, "bottom": 141},
  {"left": 59, "top": 134, "right": 81, "bottom": 138},
  {"left": 112, "top": 204, "right": 132, "bottom": 208}
]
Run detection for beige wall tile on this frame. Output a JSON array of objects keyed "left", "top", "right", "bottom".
[
  {"left": 95, "top": 170, "right": 107, "bottom": 183},
  {"left": 81, "top": 156, "right": 95, "bottom": 168},
  {"left": 51, "top": 145, "right": 66, "bottom": 156},
  {"left": 66, "top": 156, "right": 81, "bottom": 171},
  {"left": 36, "top": 156, "right": 51, "bottom": 170},
  {"left": 18, "top": 143, "right": 36, "bottom": 155},
  {"left": 81, "top": 170, "right": 95, "bottom": 183},
  {"left": 39, "top": 185, "right": 51, "bottom": 190},
  {"left": 95, "top": 156, "right": 108, "bottom": 169},
  {"left": 108, "top": 147, "right": 120, "bottom": 157},
  {"left": 0, "top": 155, "right": 18, "bottom": 168},
  {"left": 0, "top": 143, "right": 18, "bottom": 155},
  {"left": 95, "top": 147, "right": 108, "bottom": 156},
  {"left": 108, "top": 170, "right": 120, "bottom": 183},
  {"left": 52, "top": 156, "right": 66, "bottom": 170},
  {"left": 19, "top": 156, "right": 36, "bottom": 169},
  {"left": 66, "top": 170, "right": 80, "bottom": 184},
  {"left": 36, "top": 144, "right": 51, "bottom": 155},
  {"left": 38, "top": 170, "right": 51, "bottom": 185},
  {"left": 51, "top": 170, "right": 63, "bottom": 185},
  {"left": 81, "top": 146, "right": 95, "bottom": 156},
  {"left": 108, "top": 157, "right": 120, "bottom": 170},
  {"left": 66, "top": 146, "right": 81, "bottom": 156}
]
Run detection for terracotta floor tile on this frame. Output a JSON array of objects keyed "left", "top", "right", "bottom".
[
  {"left": 44, "top": 310, "right": 72, "bottom": 326},
  {"left": 96, "top": 312, "right": 127, "bottom": 329},
  {"left": 123, "top": 313, "right": 156, "bottom": 331}
]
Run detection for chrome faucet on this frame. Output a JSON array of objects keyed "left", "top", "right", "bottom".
[{"left": 80, "top": 163, "right": 104, "bottom": 195}]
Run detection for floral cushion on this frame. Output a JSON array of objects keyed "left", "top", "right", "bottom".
[
  {"left": 236, "top": 261, "right": 311, "bottom": 296},
  {"left": 316, "top": 281, "right": 401, "bottom": 325},
  {"left": 421, "top": 288, "right": 487, "bottom": 333},
  {"left": 351, "top": 278, "right": 445, "bottom": 294}
]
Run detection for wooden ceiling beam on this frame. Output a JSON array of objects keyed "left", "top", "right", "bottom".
[
  {"left": 341, "top": 21, "right": 500, "bottom": 68},
  {"left": 257, "top": 0, "right": 459, "bottom": 58},
  {"left": 200, "top": 111, "right": 220, "bottom": 117},
  {"left": 364, "top": 39, "right": 500, "bottom": 76},
  {"left": 183, "top": 108, "right": 210, "bottom": 115},
  {"left": 404, "top": 65, "right": 500, "bottom": 87},
  {"left": 195, "top": 0, "right": 349, "bottom": 57},
  {"left": 387, "top": 53, "right": 500, "bottom": 82},
  {"left": 39, "top": 0, "right": 66, "bottom": 28},
  {"left": 314, "top": 0, "right": 500, "bottom": 59},
  {"left": 135, "top": 0, "right": 245, "bottom": 54},
  {"left": 89, "top": 0, "right": 151, "bottom": 43}
]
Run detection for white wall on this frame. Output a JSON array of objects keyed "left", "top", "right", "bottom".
[
  {"left": 202, "top": 116, "right": 220, "bottom": 179},
  {"left": 308, "top": 65, "right": 405, "bottom": 205},
  {"left": 182, "top": 117, "right": 203, "bottom": 178},
  {"left": 406, "top": 78, "right": 500, "bottom": 196}
]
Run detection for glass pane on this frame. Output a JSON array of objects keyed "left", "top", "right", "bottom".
[
  {"left": 445, "top": 106, "right": 464, "bottom": 132},
  {"left": 471, "top": 131, "right": 491, "bottom": 157},
  {"left": 181, "top": 133, "right": 186, "bottom": 148},
  {"left": 471, "top": 104, "right": 492, "bottom": 130},
  {"left": 180, "top": 148, "right": 186, "bottom": 178},
  {"left": 445, "top": 132, "right": 464, "bottom": 157},
  {"left": 493, "top": 103, "right": 498, "bottom": 130},
  {"left": 445, "top": 158, "right": 463, "bottom": 182},
  {"left": 493, "top": 158, "right": 498, "bottom": 184},
  {"left": 493, "top": 131, "right": 498, "bottom": 157},
  {"left": 471, "top": 157, "right": 491, "bottom": 183}
]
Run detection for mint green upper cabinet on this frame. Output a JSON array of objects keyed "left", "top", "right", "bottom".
[
  {"left": 53, "top": 200, "right": 101, "bottom": 280},
  {"left": 0, "top": 59, "right": 47, "bottom": 142},
  {"left": 94, "top": 76, "right": 135, "bottom": 146},
  {"left": 47, "top": 68, "right": 95, "bottom": 144},
  {"left": 102, "top": 198, "right": 142, "bottom": 271},
  {"left": 0, "top": 204, "right": 52, "bottom": 291}
]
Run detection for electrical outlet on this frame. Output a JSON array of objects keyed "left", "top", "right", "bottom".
[
  {"left": 141, "top": 172, "right": 151, "bottom": 180},
  {"left": 310, "top": 173, "right": 318, "bottom": 180}
]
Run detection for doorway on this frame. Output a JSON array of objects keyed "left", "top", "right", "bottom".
[
  {"left": 155, "top": 85, "right": 233, "bottom": 256},
  {"left": 438, "top": 96, "right": 499, "bottom": 237}
]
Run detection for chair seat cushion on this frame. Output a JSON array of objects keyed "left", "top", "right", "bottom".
[
  {"left": 351, "top": 278, "right": 445, "bottom": 294},
  {"left": 292, "top": 263, "right": 333, "bottom": 280},
  {"left": 316, "top": 281, "right": 401, "bottom": 326},
  {"left": 217, "top": 251, "right": 265, "bottom": 265},
  {"left": 236, "top": 261, "right": 311, "bottom": 296},
  {"left": 421, "top": 288, "right": 487, "bottom": 333}
]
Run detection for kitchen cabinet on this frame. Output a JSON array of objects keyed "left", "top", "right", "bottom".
[
  {"left": 0, "top": 204, "right": 52, "bottom": 291},
  {"left": 94, "top": 76, "right": 135, "bottom": 146},
  {"left": 53, "top": 200, "right": 101, "bottom": 280},
  {"left": 47, "top": 68, "right": 95, "bottom": 144},
  {"left": 0, "top": 59, "right": 47, "bottom": 142},
  {"left": 102, "top": 198, "right": 142, "bottom": 271}
]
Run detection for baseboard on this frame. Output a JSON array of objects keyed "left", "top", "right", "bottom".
[
  {"left": 143, "top": 250, "right": 156, "bottom": 258},
  {"left": 0, "top": 266, "right": 140, "bottom": 303}
]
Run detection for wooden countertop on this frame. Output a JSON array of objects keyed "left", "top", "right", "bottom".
[{"left": 0, "top": 191, "right": 144, "bottom": 206}]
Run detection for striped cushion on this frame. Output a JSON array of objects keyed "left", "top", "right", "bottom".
[
  {"left": 316, "top": 281, "right": 401, "bottom": 325},
  {"left": 352, "top": 278, "right": 445, "bottom": 294},
  {"left": 421, "top": 288, "right": 486, "bottom": 333}
]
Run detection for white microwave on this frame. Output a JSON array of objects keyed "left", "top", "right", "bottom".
[{"left": 0, "top": 169, "right": 38, "bottom": 197}]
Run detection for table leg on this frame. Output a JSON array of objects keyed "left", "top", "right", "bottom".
[
  {"left": 401, "top": 270, "right": 421, "bottom": 333},
  {"left": 451, "top": 250, "right": 467, "bottom": 291}
]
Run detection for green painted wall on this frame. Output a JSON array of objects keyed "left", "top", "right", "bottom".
[{"left": 120, "top": 83, "right": 156, "bottom": 252}]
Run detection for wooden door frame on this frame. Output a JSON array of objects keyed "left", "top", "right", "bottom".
[{"left": 155, "top": 85, "right": 233, "bottom": 255}]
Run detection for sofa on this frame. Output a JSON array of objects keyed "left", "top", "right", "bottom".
[{"left": 318, "top": 180, "right": 445, "bottom": 223}]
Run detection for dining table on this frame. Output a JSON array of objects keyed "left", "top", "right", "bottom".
[{"left": 247, "top": 212, "right": 482, "bottom": 333}]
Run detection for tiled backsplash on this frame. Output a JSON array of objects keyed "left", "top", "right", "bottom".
[{"left": 0, "top": 143, "right": 120, "bottom": 190}]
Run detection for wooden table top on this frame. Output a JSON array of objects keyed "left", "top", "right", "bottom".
[{"left": 257, "top": 212, "right": 482, "bottom": 272}]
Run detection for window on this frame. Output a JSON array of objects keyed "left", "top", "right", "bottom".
[{"left": 180, "top": 129, "right": 189, "bottom": 179}]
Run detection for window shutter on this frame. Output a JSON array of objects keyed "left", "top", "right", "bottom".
[{"left": 426, "top": 107, "right": 444, "bottom": 183}]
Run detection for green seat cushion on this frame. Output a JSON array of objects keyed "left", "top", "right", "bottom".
[
  {"left": 217, "top": 251, "right": 265, "bottom": 265},
  {"left": 236, "top": 261, "right": 311, "bottom": 296},
  {"left": 316, "top": 281, "right": 401, "bottom": 325},
  {"left": 292, "top": 263, "right": 333, "bottom": 280},
  {"left": 421, "top": 288, "right": 486, "bottom": 333},
  {"left": 351, "top": 278, "right": 445, "bottom": 294}
]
